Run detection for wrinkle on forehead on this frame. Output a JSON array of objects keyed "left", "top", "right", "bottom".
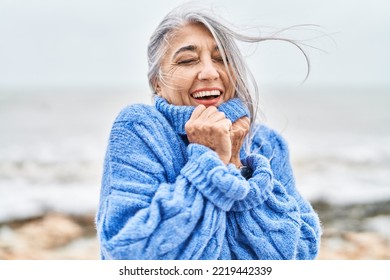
[{"left": 165, "top": 23, "right": 217, "bottom": 55}]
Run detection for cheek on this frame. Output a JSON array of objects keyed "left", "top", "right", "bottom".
[
  {"left": 223, "top": 76, "right": 236, "bottom": 98},
  {"left": 163, "top": 67, "right": 192, "bottom": 88}
]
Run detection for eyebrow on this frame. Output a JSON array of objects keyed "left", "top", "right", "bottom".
[
  {"left": 172, "top": 45, "right": 198, "bottom": 59},
  {"left": 172, "top": 44, "right": 220, "bottom": 59}
]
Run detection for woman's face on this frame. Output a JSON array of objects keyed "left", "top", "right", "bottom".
[{"left": 155, "top": 23, "right": 235, "bottom": 107}]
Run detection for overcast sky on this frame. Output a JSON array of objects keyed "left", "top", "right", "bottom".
[{"left": 1, "top": 0, "right": 389, "bottom": 91}]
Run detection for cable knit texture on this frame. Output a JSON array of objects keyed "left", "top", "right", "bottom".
[{"left": 96, "top": 96, "right": 321, "bottom": 260}]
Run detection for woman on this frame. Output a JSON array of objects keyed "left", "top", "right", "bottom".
[{"left": 95, "top": 5, "right": 321, "bottom": 260}]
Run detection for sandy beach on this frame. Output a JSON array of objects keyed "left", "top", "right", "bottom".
[{"left": 1, "top": 204, "right": 390, "bottom": 260}]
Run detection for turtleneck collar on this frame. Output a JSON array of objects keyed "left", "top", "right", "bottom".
[{"left": 154, "top": 96, "right": 250, "bottom": 135}]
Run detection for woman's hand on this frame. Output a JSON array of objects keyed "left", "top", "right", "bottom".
[
  {"left": 229, "top": 117, "right": 250, "bottom": 168},
  {"left": 185, "top": 105, "right": 232, "bottom": 165}
]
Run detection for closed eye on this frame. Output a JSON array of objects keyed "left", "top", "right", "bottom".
[
  {"left": 177, "top": 58, "right": 198, "bottom": 65},
  {"left": 214, "top": 56, "right": 228, "bottom": 64},
  {"left": 214, "top": 56, "right": 224, "bottom": 63}
]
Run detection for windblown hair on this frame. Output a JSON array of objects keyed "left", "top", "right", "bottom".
[{"left": 147, "top": 4, "right": 310, "bottom": 128}]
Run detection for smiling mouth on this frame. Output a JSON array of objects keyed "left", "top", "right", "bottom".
[{"left": 191, "top": 90, "right": 222, "bottom": 100}]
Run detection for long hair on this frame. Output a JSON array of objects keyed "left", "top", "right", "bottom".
[{"left": 147, "top": 4, "right": 311, "bottom": 145}]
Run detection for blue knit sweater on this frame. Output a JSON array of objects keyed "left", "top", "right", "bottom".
[{"left": 96, "top": 96, "right": 321, "bottom": 260}]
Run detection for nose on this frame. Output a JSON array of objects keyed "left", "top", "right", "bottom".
[{"left": 198, "top": 59, "right": 220, "bottom": 81}]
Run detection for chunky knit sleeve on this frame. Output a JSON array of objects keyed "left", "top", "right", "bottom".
[
  {"left": 95, "top": 105, "right": 249, "bottom": 260},
  {"left": 226, "top": 126, "right": 321, "bottom": 260}
]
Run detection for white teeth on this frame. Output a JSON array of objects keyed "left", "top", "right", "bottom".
[{"left": 192, "top": 90, "right": 221, "bottom": 98}]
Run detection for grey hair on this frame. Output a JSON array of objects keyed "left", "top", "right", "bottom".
[{"left": 147, "top": 4, "right": 311, "bottom": 127}]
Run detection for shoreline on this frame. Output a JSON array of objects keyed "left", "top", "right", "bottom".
[{"left": 1, "top": 200, "right": 389, "bottom": 260}]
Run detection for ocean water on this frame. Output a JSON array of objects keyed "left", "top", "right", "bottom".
[
  {"left": 0, "top": 87, "right": 389, "bottom": 223},
  {"left": 261, "top": 86, "right": 390, "bottom": 205}
]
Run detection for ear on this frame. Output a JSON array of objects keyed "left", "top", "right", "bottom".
[
  {"left": 155, "top": 84, "right": 161, "bottom": 95},
  {"left": 153, "top": 78, "right": 162, "bottom": 96}
]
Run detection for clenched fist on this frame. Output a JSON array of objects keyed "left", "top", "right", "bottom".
[
  {"left": 185, "top": 105, "right": 232, "bottom": 165},
  {"left": 229, "top": 117, "right": 250, "bottom": 168}
]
